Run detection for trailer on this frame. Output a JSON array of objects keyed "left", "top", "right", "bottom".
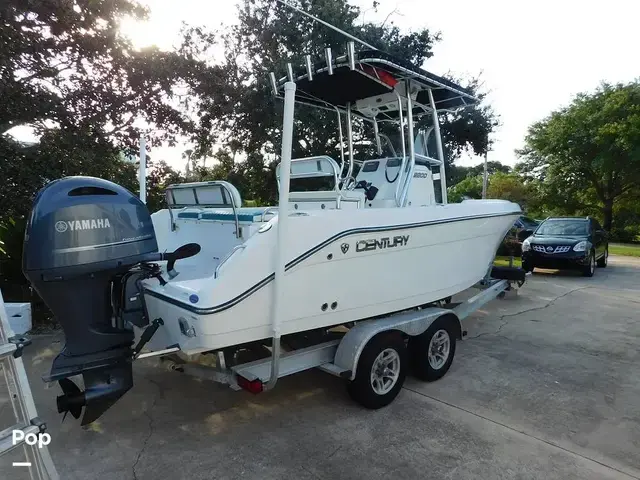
[{"left": 138, "top": 268, "right": 524, "bottom": 409}]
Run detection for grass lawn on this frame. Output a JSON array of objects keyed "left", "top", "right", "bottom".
[
  {"left": 492, "top": 244, "right": 640, "bottom": 267},
  {"left": 609, "top": 243, "right": 640, "bottom": 257},
  {"left": 494, "top": 255, "right": 522, "bottom": 267}
]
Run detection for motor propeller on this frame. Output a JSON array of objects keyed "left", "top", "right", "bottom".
[
  {"left": 55, "top": 364, "right": 134, "bottom": 426},
  {"left": 58, "top": 378, "right": 83, "bottom": 421}
]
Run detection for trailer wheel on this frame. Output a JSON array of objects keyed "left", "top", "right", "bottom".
[
  {"left": 409, "top": 316, "right": 457, "bottom": 381},
  {"left": 347, "top": 332, "right": 407, "bottom": 409}
]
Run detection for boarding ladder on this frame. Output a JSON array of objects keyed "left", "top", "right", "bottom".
[{"left": 0, "top": 289, "right": 59, "bottom": 480}]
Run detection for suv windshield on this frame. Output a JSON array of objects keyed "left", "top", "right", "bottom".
[{"left": 536, "top": 220, "right": 589, "bottom": 236}]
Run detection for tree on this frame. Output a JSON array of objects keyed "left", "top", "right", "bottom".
[
  {"left": 0, "top": 130, "right": 140, "bottom": 295},
  {"left": 0, "top": 1, "right": 221, "bottom": 295},
  {"left": 146, "top": 160, "right": 185, "bottom": 214},
  {"left": 0, "top": 0, "right": 221, "bottom": 147},
  {"left": 486, "top": 172, "right": 535, "bottom": 210},
  {"left": 447, "top": 169, "right": 539, "bottom": 212},
  {"left": 0, "top": 130, "right": 139, "bottom": 218},
  {"left": 447, "top": 175, "right": 483, "bottom": 203},
  {"left": 469, "top": 161, "right": 511, "bottom": 177},
  {"left": 517, "top": 81, "right": 640, "bottom": 231},
  {"left": 449, "top": 160, "right": 510, "bottom": 186},
  {"left": 182, "top": 0, "right": 499, "bottom": 204},
  {"left": 609, "top": 189, "right": 640, "bottom": 242}
]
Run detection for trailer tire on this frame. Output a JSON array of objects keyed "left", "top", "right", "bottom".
[
  {"left": 347, "top": 332, "right": 407, "bottom": 409},
  {"left": 409, "top": 316, "right": 457, "bottom": 381}
]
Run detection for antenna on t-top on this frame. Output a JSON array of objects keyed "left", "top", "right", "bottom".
[{"left": 275, "top": 0, "right": 377, "bottom": 51}]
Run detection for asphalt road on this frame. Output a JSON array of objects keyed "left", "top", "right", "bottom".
[{"left": 2, "top": 256, "right": 639, "bottom": 479}]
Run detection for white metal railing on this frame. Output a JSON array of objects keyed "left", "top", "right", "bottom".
[
  {"left": 275, "top": 155, "right": 341, "bottom": 192},
  {"left": 428, "top": 89, "right": 447, "bottom": 204},
  {"left": 165, "top": 181, "right": 241, "bottom": 237},
  {"left": 399, "top": 80, "right": 416, "bottom": 207},
  {"left": 214, "top": 244, "right": 247, "bottom": 279},
  {"left": 260, "top": 206, "right": 279, "bottom": 222},
  {"left": 392, "top": 89, "right": 407, "bottom": 207}
]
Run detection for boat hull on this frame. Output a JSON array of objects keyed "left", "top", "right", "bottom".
[{"left": 143, "top": 202, "right": 520, "bottom": 354}]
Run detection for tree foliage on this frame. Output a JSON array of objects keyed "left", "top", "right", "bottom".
[
  {"left": 610, "top": 189, "right": 640, "bottom": 242},
  {"left": 446, "top": 167, "right": 540, "bottom": 215},
  {"left": 447, "top": 175, "right": 483, "bottom": 203},
  {"left": 486, "top": 172, "right": 537, "bottom": 211},
  {"left": 182, "top": 0, "right": 499, "bottom": 204},
  {"left": 0, "top": 0, "right": 215, "bottom": 297},
  {"left": 517, "top": 81, "right": 640, "bottom": 231},
  {"left": 449, "top": 160, "right": 510, "bottom": 186},
  {"left": 0, "top": 132, "right": 139, "bottom": 290},
  {"left": 0, "top": 0, "right": 221, "bottom": 146}
]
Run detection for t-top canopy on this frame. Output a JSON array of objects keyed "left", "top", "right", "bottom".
[{"left": 273, "top": 49, "right": 477, "bottom": 120}]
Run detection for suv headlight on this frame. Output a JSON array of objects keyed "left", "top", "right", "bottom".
[
  {"left": 522, "top": 238, "right": 531, "bottom": 252},
  {"left": 573, "top": 241, "right": 587, "bottom": 252}
]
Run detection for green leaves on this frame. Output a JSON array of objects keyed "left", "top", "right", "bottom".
[
  {"left": 1, "top": 0, "right": 217, "bottom": 149},
  {"left": 1, "top": 0, "right": 219, "bottom": 292},
  {"left": 0, "top": 215, "right": 26, "bottom": 290},
  {"left": 0, "top": 217, "right": 15, "bottom": 256},
  {"left": 181, "top": 0, "right": 498, "bottom": 204},
  {"left": 448, "top": 175, "right": 483, "bottom": 203},
  {"left": 517, "top": 80, "right": 640, "bottom": 230},
  {"left": 486, "top": 172, "right": 537, "bottom": 211}
]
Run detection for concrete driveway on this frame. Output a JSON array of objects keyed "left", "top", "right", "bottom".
[{"left": 2, "top": 256, "right": 640, "bottom": 479}]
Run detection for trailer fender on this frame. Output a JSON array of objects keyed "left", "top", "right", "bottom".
[{"left": 334, "top": 309, "right": 462, "bottom": 381}]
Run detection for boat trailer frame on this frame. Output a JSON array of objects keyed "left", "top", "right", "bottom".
[{"left": 139, "top": 274, "right": 522, "bottom": 396}]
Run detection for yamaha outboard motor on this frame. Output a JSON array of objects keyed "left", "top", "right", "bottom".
[{"left": 22, "top": 176, "right": 159, "bottom": 425}]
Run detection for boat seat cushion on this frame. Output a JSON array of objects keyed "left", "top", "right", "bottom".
[
  {"left": 177, "top": 207, "right": 272, "bottom": 223},
  {"left": 289, "top": 190, "right": 366, "bottom": 201}
]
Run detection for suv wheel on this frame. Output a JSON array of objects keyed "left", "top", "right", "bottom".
[
  {"left": 597, "top": 247, "right": 608, "bottom": 268},
  {"left": 582, "top": 252, "right": 596, "bottom": 277}
]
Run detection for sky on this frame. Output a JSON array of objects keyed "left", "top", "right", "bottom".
[{"left": 12, "top": 0, "right": 640, "bottom": 170}]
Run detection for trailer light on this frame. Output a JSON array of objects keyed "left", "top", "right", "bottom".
[{"left": 236, "top": 374, "right": 263, "bottom": 394}]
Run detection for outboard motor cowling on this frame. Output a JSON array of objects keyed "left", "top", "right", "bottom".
[{"left": 23, "top": 176, "right": 159, "bottom": 425}]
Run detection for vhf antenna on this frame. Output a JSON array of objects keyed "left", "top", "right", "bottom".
[{"left": 275, "top": 0, "right": 378, "bottom": 51}]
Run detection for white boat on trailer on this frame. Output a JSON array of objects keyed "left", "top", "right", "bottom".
[
  {"left": 142, "top": 51, "right": 521, "bottom": 356},
  {"left": 21, "top": 10, "right": 525, "bottom": 425}
]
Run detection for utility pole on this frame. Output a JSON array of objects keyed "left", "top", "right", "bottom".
[
  {"left": 139, "top": 136, "right": 147, "bottom": 204},
  {"left": 482, "top": 135, "right": 489, "bottom": 199}
]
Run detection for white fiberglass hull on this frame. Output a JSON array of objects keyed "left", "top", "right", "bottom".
[{"left": 143, "top": 200, "right": 520, "bottom": 354}]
